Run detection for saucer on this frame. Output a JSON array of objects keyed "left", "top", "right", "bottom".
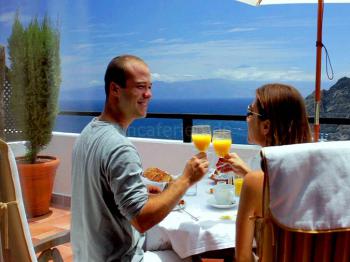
[{"left": 207, "top": 197, "right": 236, "bottom": 209}]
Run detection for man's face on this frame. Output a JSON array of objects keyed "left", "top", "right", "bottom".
[{"left": 119, "top": 61, "right": 152, "bottom": 120}]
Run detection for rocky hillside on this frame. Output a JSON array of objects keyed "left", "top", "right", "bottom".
[{"left": 305, "top": 77, "right": 350, "bottom": 140}]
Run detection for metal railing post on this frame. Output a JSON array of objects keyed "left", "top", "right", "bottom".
[{"left": 183, "top": 117, "right": 193, "bottom": 143}]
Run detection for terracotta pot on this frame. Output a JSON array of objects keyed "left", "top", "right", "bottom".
[{"left": 16, "top": 155, "right": 60, "bottom": 218}]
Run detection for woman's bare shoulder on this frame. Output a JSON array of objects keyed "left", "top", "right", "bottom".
[
  {"left": 244, "top": 171, "right": 264, "bottom": 185},
  {"left": 240, "top": 170, "right": 264, "bottom": 216}
]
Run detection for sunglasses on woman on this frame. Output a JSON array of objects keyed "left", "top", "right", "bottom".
[{"left": 247, "top": 104, "right": 264, "bottom": 118}]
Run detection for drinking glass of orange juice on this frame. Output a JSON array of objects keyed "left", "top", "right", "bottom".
[
  {"left": 234, "top": 176, "right": 243, "bottom": 197},
  {"left": 191, "top": 125, "right": 212, "bottom": 152},
  {"left": 189, "top": 125, "right": 211, "bottom": 196},
  {"left": 212, "top": 129, "right": 232, "bottom": 158}
]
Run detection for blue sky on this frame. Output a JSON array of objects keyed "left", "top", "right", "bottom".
[{"left": 0, "top": 0, "right": 349, "bottom": 96}]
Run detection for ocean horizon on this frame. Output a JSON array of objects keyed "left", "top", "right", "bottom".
[{"left": 54, "top": 98, "right": 253, "bottom": 145}]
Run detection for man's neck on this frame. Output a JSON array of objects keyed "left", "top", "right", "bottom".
[{"left": 99, "top": 106, "right": 132, "bottom": 129}]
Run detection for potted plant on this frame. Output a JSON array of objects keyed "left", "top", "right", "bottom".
[{"left": 7, "top": 13, "right": 61, "bottom": 218}]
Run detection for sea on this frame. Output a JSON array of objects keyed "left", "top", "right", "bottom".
[{"left": 54, "top": 98, "right": 253, "bottom": 145}]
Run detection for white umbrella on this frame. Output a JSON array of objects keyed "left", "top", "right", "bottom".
[{"left": 237, "top": 0, "right": 349, "bottom": 141}]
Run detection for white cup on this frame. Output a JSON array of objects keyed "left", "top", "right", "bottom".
[{"left": 213, "top": 183, "right": 235, "bottom": 205}]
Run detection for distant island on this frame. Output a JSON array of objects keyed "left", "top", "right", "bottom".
[
  {"left": 305, "top": 77, "right": 350, "bottom": 140},
  {"left": 60, "top": 78, "right": 315, "bottom": 101}
]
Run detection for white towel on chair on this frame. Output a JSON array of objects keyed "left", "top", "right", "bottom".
[
  {"left": 262, "top": 141, "right": 350, "bottom": 231},
  {"left": 144, "top": 250, "right": 192, "bottom": 261}
]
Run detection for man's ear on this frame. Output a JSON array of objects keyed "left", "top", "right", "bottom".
[
  {"left": 110, "top": 82, "right": 121, "bottom": 97},
  {"left": 261, "top": 119, "right": 270, "bottom": 136}
]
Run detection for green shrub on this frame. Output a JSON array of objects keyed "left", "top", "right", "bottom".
[{"left": 8, "top": 13, "right": 61, "bottom": 163}]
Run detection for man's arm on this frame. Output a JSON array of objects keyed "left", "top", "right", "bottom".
[{"left": 131, "top": 152, "right": 208, "bottom": 233}]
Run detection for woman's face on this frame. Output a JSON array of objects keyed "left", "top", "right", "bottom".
[{"left": 246, "top": 100, "right": 267, "bottom": 146}]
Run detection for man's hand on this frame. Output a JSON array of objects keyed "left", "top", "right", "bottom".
[
  {"left": 132, "top": 152, "right": 208, "bottom": 233},
  {"left": 182, "top": 152, "right": 209, "bottom": 186}
]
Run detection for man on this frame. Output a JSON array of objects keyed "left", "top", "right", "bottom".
[{"left": 71, "top": 55, "right": 209, "bottom": 262}]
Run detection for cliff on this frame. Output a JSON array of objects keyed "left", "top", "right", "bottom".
[{"left": 305, "top": 77, "right": 350, "bottom": 140}]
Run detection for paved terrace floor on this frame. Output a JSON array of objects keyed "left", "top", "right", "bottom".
[{"left": 29, "top": 206, "right": 73, "bottom": 261}]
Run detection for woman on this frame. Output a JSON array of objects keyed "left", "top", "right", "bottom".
[{"left": 216, "top": 83, "right": 312, "bottom": 261}]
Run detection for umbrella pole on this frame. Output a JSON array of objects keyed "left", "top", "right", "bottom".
[{"left": 314, "top": 0, "right": 324, "bottom": 142}]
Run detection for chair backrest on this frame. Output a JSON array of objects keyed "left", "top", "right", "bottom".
[
  {"left": 0, "top": 139, "right": 37, "bottom": 262},
  {"left": 258, "top": 141, "right": 350, "bottom": 262}
]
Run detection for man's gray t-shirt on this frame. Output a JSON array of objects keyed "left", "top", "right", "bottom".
[{"left": 71, "top": 118, "right": 148, "bottom": 262}]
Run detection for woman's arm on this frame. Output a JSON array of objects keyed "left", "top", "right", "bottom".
[{"left": 235, "top": 170, "right": 264, "bottom": 262}]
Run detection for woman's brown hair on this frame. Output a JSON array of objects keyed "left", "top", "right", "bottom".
[{"left": 256, "top": 83, "right": 312, "bottom": 146}]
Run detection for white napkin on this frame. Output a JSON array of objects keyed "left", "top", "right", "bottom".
[
  {"left": 154, "top": 211, "right": 236, "bottom": 258},
  {"left": 262, "top": 141, "right": 350, "bottom": 231},
  {"left": 144, "top": 250, "right": 192, "bottom": 262},
  {"left": 146, "top": 190, "right": 237, "bottom": 258}
]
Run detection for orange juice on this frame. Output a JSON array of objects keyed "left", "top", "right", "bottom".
[
  {"left": 192, "top": 134, "right": 211, "bottom": 152},
  {"left": 235, "top": 177, "right": 243, "bottom": 196},
  {"left": 213, "top": 139, "right": 231, "bottom": 157}
]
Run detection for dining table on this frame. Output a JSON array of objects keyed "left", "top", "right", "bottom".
[{"left": 145, "top": 173, "right": 238, "bottom": 259}]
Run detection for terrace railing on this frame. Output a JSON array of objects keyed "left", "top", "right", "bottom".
[{"left": 59, "top": 111, "right": 350, "bottom": 143}]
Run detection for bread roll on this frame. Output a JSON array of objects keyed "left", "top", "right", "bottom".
[{"left": 143, "top": 167, "right": 173, "bottom": 183}]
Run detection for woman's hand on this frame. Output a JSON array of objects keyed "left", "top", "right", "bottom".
[{"left": 216, "top": 153, "right": 252, "bottom": 177}]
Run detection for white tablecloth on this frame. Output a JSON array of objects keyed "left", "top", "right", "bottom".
[{"left": 145, "top": 176, "right": 238, "bottom": 259}]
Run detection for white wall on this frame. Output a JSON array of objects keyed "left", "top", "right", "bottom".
[
  {"left": 41, "top": 132, "right": 79, "bottom": 196},
  {"left": 11, "top": 132, "right": 261, "bottom": 197}
]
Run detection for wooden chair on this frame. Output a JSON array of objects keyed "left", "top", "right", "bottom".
[
  {"left": 257, "top": 141, "right": 350, "bottom": 262},
  {"left": 0, "top": 139, "right": 70, "bottom": 262}
]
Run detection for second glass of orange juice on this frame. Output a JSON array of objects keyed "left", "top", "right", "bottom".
[{"left": 212, "top": 129, "right": 232, "bottom": 157}]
